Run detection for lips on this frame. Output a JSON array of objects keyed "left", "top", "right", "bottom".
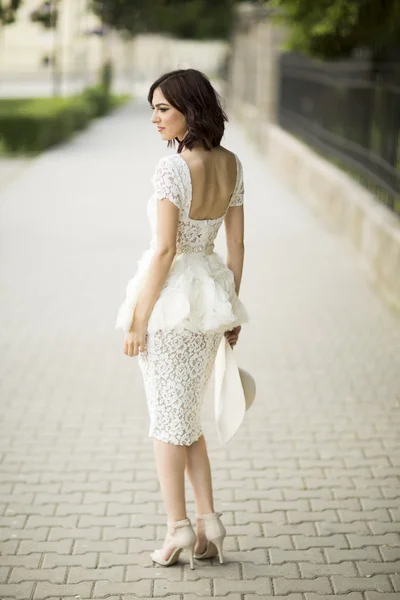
[{"left": 157, "top": 127, "right": 165, "bottom": 131}]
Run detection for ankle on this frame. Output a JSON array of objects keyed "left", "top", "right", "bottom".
[
  {"left": 167, "top": 516, "right": 189, "bottom": 525},
  {"left": 196, "top": 511, "right": 219, "bottom": 519},
  {"left": 195, "top": 508, "right": 215, "bottom": 518}
]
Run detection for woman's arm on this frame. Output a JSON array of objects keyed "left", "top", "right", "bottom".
[
  {"left": 124, "top": 198, "right": 179, "bottom": 356},
  {"left": 224, "top": 204, "right": 245, "bottom": 296},
  {"left": 131, "top": 198, "right": 179, "bottom": 324}
]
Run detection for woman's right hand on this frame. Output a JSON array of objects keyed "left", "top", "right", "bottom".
[{"left": 224, "top": 325, "right": 241, "bottom": 348}]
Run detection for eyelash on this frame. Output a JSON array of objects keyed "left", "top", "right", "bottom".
[{"left": 151, "top": 107, "right": 168, "bottom": 112}]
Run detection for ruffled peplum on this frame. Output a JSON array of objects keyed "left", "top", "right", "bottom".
[{"left": 115, "top": 249, "right": 249, "bottom": 335}]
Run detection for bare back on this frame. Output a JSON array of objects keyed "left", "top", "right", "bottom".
[{"left": 180, "top": 146, "right": 238, "bottom": 221}]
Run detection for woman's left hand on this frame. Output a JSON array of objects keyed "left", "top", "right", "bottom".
[{"left": 124, "top": 316, "right": 148, "bottom": 357}]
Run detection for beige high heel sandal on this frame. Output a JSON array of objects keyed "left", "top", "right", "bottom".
[
  {"left": 193, "top": 511, "right": 226, "bottom": 563},
  {"left": 150, "top": 517, "right": 197, "bottom": 569}
]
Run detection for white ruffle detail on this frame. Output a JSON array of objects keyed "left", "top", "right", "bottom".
[{"left": 115, "top": 249, "right": 249, "bottom": 335}]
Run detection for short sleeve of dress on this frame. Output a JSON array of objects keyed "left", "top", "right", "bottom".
[
  {"left": 153, "top": 157, "right": 181, "bottom": 210},
  {"left": 229, "top": 155, "right": 244, "bottom": 207}
]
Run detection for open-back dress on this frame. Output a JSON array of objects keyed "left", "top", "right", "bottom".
[{"left": 115, "top": 153, "right": 249, "bottom": 445}]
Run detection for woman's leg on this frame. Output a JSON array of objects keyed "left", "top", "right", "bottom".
[
  {"left": 152, "top": 438, "right": 188, "bottom": 560},
  {"left": 153, "top": 438, "right": 188, "bottom": 521},
  {"left": 185, "top": 434, "right": 215, "bottom": 554}
]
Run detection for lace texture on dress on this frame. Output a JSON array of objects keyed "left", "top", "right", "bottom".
[
  {"left": 115, "top": 152, "right": 249, "bottom": 334},
  {"left": 138, "top": 328, "right": 224, "bottom": 445},
  {"left": 228, "top": 157, "right": 244, "bottom": 206},
  {"left": 153, "top": 157, "right": 182, "bottom": 210}
]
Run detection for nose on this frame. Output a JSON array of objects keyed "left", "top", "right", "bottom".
[{"left": 151, "top": 111, "right": 159, "bottom": 124}]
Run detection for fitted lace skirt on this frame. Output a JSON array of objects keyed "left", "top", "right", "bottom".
[{"left": 137, "top": 327, "right": 224, "bottom": 445}]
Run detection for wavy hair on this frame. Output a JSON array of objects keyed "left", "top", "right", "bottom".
[{"left": 148, "top": 68, "right": 228, "bottom": 153}]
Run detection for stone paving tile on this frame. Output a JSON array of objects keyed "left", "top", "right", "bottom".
[
  {"left": 380, "top": 546, "right": 400, "bottom": 561},
  {"left": 42, "top": 552, "right": 98, "bottom": 568},
  {"left": 357, "top": 560, "right": 400, "bottom": 576},
  {"left": 273, "top": 576, "right": 332, "bottom": 595},
  {"left": 365, "top": 594, "right": 400, "bottom": 600},
  {"left": 120, "top": 597, "right": 181, "bottom": 600},
  {"left": 0, "top": 554, "right": 42, "bottom": 569},
  {"left": 153, "top": 579, "right": 212, "bottom": 595},
  {"left": 390, "top": 573, "right": 400, "bottom": 590},
  {"left": 93, "top": 580, "right": 151, "bottom": 597},
  {"left": 8, "top": 566, "right": 66, "bottom": 583},
  {"left": 1, "top": 99, "right": 400, "bottom": 599},
  {"left": 33, "top": 582, "right": 94, "bottom": 599},
  {"left": 125, "top": 564, "right": 183, "bottom": 581},
  {"left": 187, "top": 596, "right": 242, "bottom": 600},
  {"left": 304, "top": 595, "right": 363, "bottom": 600},
  {"left": 182, "top": 562, "right": 241, "bottom": 579},
  {"left": 0, "top": 566, "right": 10, "bottom": 584},
  {"left": 245, "top": 596, "right": 303, "bottom": 600},
  {"left": 242, "top": 562, "right": 299, "bottom": 578},
  {"left": 299, "top": 561, "right": 358, "bottom": 577},
  {"left": 331, "top": 574, "right": 394, "bottom": 593},
  {"left": 214, "top": 577, "right": 272, "bottom": 595},
  {"left": 0, "top": 583, "right": 35, "bottom": 600}
]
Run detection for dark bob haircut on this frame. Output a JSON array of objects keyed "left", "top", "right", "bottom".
[{"left": 147, "top": 68, "right": 228, "bottom": 153}]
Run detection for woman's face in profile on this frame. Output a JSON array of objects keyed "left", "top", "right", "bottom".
[{"left": 151, "top": 87, "right": 187, "bottom": 142}]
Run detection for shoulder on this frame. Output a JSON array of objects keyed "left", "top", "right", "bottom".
[
  {"left": 216, "top": 147, "right": 244, "bottom": 181},
  {"left": 153, "top": 154, "right": 178, "bottom": 181},
  {"left": 155, "top": 153, "right": 182, "bottom": 171},
  {"left": 229, "top": 151, "right": 244, "bottom": 207},
  {"left": 154, "top": 154, "right": 188, "bottom": 189},
  {"left": 153, "top": 154, "right": 186, "bottom": 207},
  {"left": 217, "top": 145, "right": 241, "bottom": 165}
]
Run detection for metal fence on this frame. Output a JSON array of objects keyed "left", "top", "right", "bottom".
[{"left": 278, "top": 52, "right": 400, "bottom": 215}]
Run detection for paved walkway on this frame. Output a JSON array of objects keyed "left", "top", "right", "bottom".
[
  {"left": 0, "top": 99, "right": 399, "bottom": 600},
  {"left": 0, "top": 158, "right": 32, "bottom": 193}
]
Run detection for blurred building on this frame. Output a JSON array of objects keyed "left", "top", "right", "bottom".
[
  {"left": 0, "top": 1, "right": 97, "bottom": 76},
  {"left": 0, "top": 0, "right": 229, "bottom": 96}
]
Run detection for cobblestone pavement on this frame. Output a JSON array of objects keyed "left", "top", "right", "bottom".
[{"left": 0, "top": 99, "right": 400, "bottom": 600}]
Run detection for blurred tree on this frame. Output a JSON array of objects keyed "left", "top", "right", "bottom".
[
  {"left": 0, "top": 0, "right": 22, "bottom": 25},
  {"left": 30, "top": 1, "right": 61, "bottom": 96},
  {"left": 90, "top": 0, "right": 236, "bottom": 39},
  {"left": 30, "top": 0, "right": 58, "bottom": 28},
  {"left": 270, "top": 0, "right": 400, "bottom": 59}
]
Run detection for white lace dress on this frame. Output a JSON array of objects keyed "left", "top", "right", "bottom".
[{"left": 115, "top": 153, "right": 249, "bottom": 445}]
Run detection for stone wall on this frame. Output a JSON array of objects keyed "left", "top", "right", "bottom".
[{"left": 228, "top": 3, "right": 400, "bottom": 312}]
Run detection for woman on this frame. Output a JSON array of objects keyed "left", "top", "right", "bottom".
[{"left": 115, "top": 68, "right": 248, "bottom": 569}]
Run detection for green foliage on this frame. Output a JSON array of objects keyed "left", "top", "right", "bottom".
[
  {"left": 30, "top": 1, "right": 58, "bottom": 29},
  {"left": 0, "top": 98, "right": 85, "bottom": 153},
  {"left": 82, "top": 85, "right": 111, "bottom": 117},
  {"left": 100, "top": 60, "right": 113, "bottom": 95},
  {"left": 110, "top": 93, "right": 132, "bottom": 109},
  {"left": 82, "top": 61, "right": 114, "bottom": 117},
  {"left": 0, "top": 62, "right": 130, "bottom": 155},
  {"left": 270, "top": 0, "right": 400, "bottom": 59},
  {"left": 0, "top": 0, "right": 22, "bottom": 25},
  {"left": 90, "top": 0, "right": 235, "bottom": 39}
]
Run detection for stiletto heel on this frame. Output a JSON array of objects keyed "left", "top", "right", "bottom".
[
  {"left": 150, "top": 518, "right": 197, "bottom": 569},
  {"left": 212, "top": 535, "right": 224, "bottom": 564},
  {"left": 193, "top": 511, "right": 226, "bottom": 562}
]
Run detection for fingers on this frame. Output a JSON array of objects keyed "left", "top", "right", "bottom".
[
  {"left": 123, "top": 338, "right": 146, "bottom": 357},
  {"left": 225, "top": 325, "right": 241, "bottom": 337},
  {"left": 224, "top": 332, "right": 239, "bottom": 348}
]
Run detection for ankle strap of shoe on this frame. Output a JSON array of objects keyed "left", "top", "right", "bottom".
[
  {"left": 195, "top": 511, "right": 223, "bottom": 520},
  {"left": 169, "top": 518, "right": 191, "bottom": 529}
]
